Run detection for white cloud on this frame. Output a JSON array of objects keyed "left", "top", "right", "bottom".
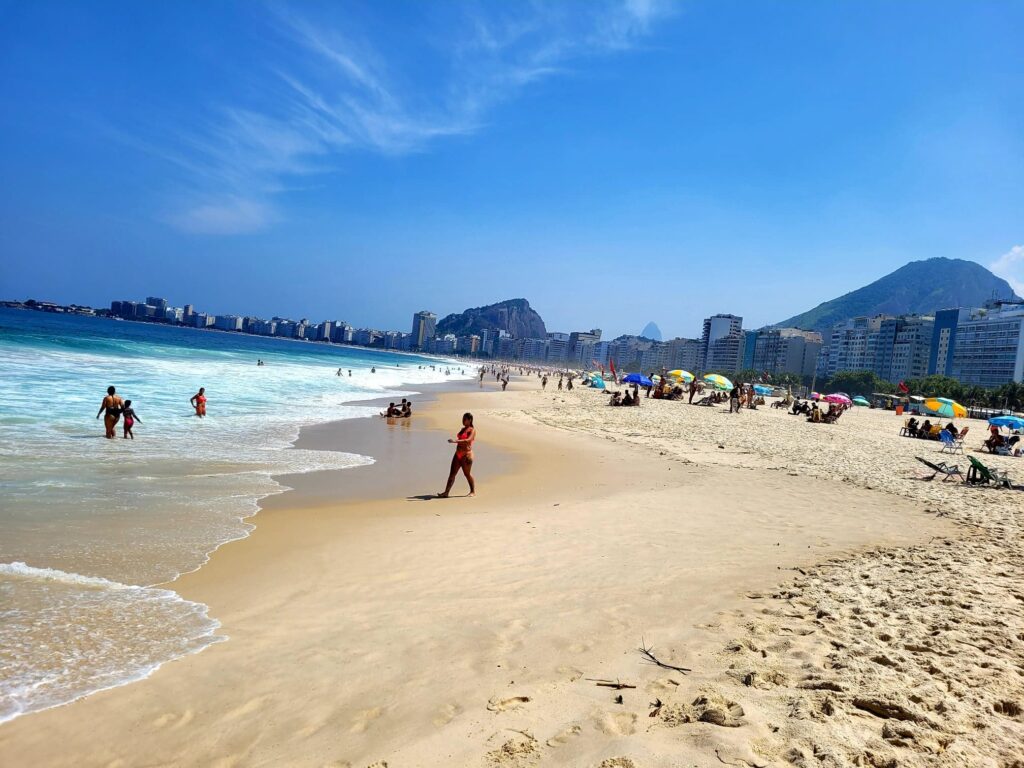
[
  {"left": 133, "top": 1, "right": 675, "bottom": 234},
  {"left": 990, "top": 245, "right": 1024, "bottom": 297},
  {"left": 168, "top": 197, "right": 278, "bottom": 236}
]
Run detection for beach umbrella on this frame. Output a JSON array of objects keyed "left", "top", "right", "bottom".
[
  {"left": 668, "top": 369, "right": 694, "bottom": 383},
  {"left": 703, "top": 374, "right": 733, "bottom": 391},
  {"left": 924, "top": 397, "right": 967, "bottom": 419},
  {"left": 824, "top": 393, "right": 852, "bottom": 405},
  {"left": 753, "top": 384, "right": 773, "bottom": 396},
  {"left": 622, "top": 373, "right": 653, "bottom": 387},
  {"left": 590, "top": 375, "right": 605, "bottom": 390},
  {"left": 853, "top": 396, "right": 870, "bottom": 406},
  {"left": 988, "top": 415, "right": 1024, "bottom": 431},
  {"left": 810, "top": 392, "right": 821, "bottom": 400}
]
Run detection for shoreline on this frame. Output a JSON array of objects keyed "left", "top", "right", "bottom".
[{"left": 0, "top": 381, "right": 970, "bottom": 767}]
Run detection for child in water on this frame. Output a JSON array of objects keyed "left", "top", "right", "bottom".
[{"left": 122, "top": 400, "right": 142, "bottom": 439}]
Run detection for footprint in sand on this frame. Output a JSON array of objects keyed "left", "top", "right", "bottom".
[
  {"left": 222, "top": 695, "right": 270, "bottom": 722},
  {"left": 152, "top": 709, "right": 194, "bottom": 729},
  {"left": 487, "top": 695, "right": 531, "bottom": 713},
  {"left": 433, "top": 702, "right": 463, "bottom": 726},
  {"left": 596, "top": 759, "right": 638, "bottom": 768},
  {"left": 349, "top": 707, "right": 384, "bottom": 734},
  {"left": 594, "top": 710, "right": 638, "bottom": 736},
  {"left": 545, "top": 723, "right": 581, "bottom": 747}
]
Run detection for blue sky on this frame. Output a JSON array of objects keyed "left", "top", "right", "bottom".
[{"left": 1, "top": 0, "right": 1022, "bottom": 339}]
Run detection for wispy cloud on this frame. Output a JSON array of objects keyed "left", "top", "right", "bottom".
[
  {"left": 990, "top": 244, "right": 1024, "bottom": 297},
  {"left": 143, "top": 0, "right": 675, "bottom": 234}
]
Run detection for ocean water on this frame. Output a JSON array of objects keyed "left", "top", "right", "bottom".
[{"left": 0, "top": 308, "right": 468, "bottom": 723}]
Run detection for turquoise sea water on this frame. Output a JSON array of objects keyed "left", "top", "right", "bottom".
[{"left": 0, "top": 308, "right": 467, "bottom": 723}]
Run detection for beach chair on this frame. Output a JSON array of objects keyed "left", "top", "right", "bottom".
[
  {"left": 938, "top": 430, "right": 963, "bottom": 455},
  {"left": 915, "top": 456, "right": 965, "bottom": 483},
  {"left": 899, "top": 419, "right": 912, "bottom": 437},
  {"left": 966, "top": 456, "right": 1011, "bottom": 488}
]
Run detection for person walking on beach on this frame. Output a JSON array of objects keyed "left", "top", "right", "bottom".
[
  {"left": 190, "top": 387, "right": 207, "bottom": 418},
  {"left": 121, "top": 400, "right": 141, "bottom": 440},
  {"left": 438, "top": 413, "right": 476, "bottom": 498},
  {"left": 729, "top": 384, "right": 741, "bottom": 413},
  {"left": 96, "top": 385, "right": 124, "bottom": 439}
]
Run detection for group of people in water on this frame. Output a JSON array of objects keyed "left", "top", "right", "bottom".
[
  {"left": 380, "top": 399, "right": 414, "bottom": 418},
  {"left": 97, "top": 385, "right": 206, "bottom": 439}
]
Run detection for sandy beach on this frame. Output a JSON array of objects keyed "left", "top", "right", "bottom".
[{"left": 1, "top": 380, "right": 1021, "bottom": 767}]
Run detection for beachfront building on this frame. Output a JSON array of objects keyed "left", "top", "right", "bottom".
[
  {"left": 950, "top": 300, "right": 1024, "bottom": 387},
  {"left": 752, "top": 328, "right": 822, "bottom": 378},
  {"left": 823, "top": 315, "right": 888, "bottom": 377},
  {"left": 182, "top": 304, "right": 194, "bottom": 322},
  {"left": 881, "top": 315, "right": 934, "bottom": 382},
  {"left": 214, "top": 315, "right": 243, "bottom": 332},
  {"left": 411, "top": 311, "right": 437, "bottom": 351},
  {"left": 928, "top": 308, "right": 969, "bottom": 376},
  {"left": 456, "top": 335, "right": 480, "bottom": 355},
  {"left": 664, "top": 337, "right": 702, "bottom": 372},
  {"left": 146, "top": 297, "right": 169, "bottom": 316},
  {"left": 701, "top": 314, "right": 744, "bottom": 373}
]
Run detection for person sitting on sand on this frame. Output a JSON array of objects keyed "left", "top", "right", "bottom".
[
  {"left": 438, "top": 412, "right": 476, "bottom": 498},
  {"left": 808, "top": 403, "right": 822, "bottom": 423},
  {"left": 622, "top": 390, "right": 633, "bottom": 406},
  {"left": 121, "top": 399, "right": 141, "bottom": 440},
  {"left": 381, "top": 402, "right": 399, "bottom": 417},
  {"left": 400, "top": 401, "right": 412, "bottom": 418},
  {"left": 984, "top": 426, "right": 1005, "bottom": 453}
]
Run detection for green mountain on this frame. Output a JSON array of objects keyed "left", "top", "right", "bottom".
[
  {"left": 436, "top": 298, "right": 547, "bottom": 339},
  {"left": 777, "top": 258, "right": 1020, "bottom": 333}
]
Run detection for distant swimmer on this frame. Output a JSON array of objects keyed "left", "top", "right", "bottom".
[
  {"left": 438, "top": 412, "right": 476, "bottom": 498},
  {"left": 348, "top": 370, "right": 352, "bottom": 377},
  {"left": 190, "top": 387, "right": 207, "bottom": 418},
  {"left": 337, "top": 368, "right": 342, "bottom": 376},
  {"left": 121, "top": 399, "right": 141, "bottom": 440},
  {"left": 96, "top": 385, "right": 124, "bottom": 439},
  {"left": 371, "top": 367, "right": 376, "bottom": 373}
]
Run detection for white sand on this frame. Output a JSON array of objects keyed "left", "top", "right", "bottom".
[{"left": 0, "top": 384, "right": 1018, "bottom": 767}]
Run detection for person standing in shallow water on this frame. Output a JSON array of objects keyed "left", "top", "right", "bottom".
[
  {"left": 96, "top": 385, "right": 124, "bottom": 439},
  {"left": 438, "top": 413, "right": 476, "bottom": 498},
  {"left": 190, "top": 387, "right": 207, "bottom": 417}
]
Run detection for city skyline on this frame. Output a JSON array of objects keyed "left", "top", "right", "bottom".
[{"left": 2, "top": 1, "right": 1023, "bottom": 340}]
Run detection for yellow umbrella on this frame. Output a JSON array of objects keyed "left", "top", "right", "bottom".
[
  {"left": 924, "top": 397, "right": 966, "bottom": 419},
  {"left": 668, "top": 369, "right": 694, "bottom": 383}
]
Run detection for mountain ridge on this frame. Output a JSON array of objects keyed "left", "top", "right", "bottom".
[{"left": 776, "top": 258, "right": 1019, "bottom": 334}]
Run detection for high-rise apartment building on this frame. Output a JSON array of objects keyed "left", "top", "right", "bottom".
[
  {"left": 751, "top": 328, "right": 822, "bottom": 378},
  {"left": 701, "top": 314, "right": 744, "bottom": 373},
  {"left": 884, "top": 315, "right": 934, "bottom": 382},
  {"left": 950, "top": 301, "right": 1024, "bottom": 388},
  {"left": 411, "top": 311, "right": 437, "bottom": 351},
  {"left": 824, "top": 315, "right": 888, "bottom": 377}
]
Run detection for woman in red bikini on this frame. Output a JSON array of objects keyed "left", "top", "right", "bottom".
[
  {"left": 438, "top": 412, "right": 476, "bottom": 498},
  {"left": 190, "top": 387, "right": 207, "bottom": 418}
]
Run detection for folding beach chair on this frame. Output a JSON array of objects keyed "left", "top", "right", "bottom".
[
  {"left": 915, "top": 456, "right": 965, "bottom": 483},
  {"left": 899, "top": 418, "right": 912, "bottom": 437},
  {"left": 938, "top": 430, "right": 963, "bottom": 455},
  {"left": 966, "top": 456, "right": 1011, "bottom": 488}
]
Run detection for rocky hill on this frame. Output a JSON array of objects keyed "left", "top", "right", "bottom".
[
  {"left": 436, "top": 298, "right": 547, "bottom": 339},
  {"left": 777, "top": 258, "right": 1019, "bottom": 333}
]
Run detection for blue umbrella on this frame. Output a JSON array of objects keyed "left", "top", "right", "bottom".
[
  {"left": 621, "top": 373, "right": 653, "bottom": 387},
  {"left": 989, "top": 415, "right": 1024, "bottom": 431},
  {"left": 753, "top": 384, "right": 772, "bottom": 396}
]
